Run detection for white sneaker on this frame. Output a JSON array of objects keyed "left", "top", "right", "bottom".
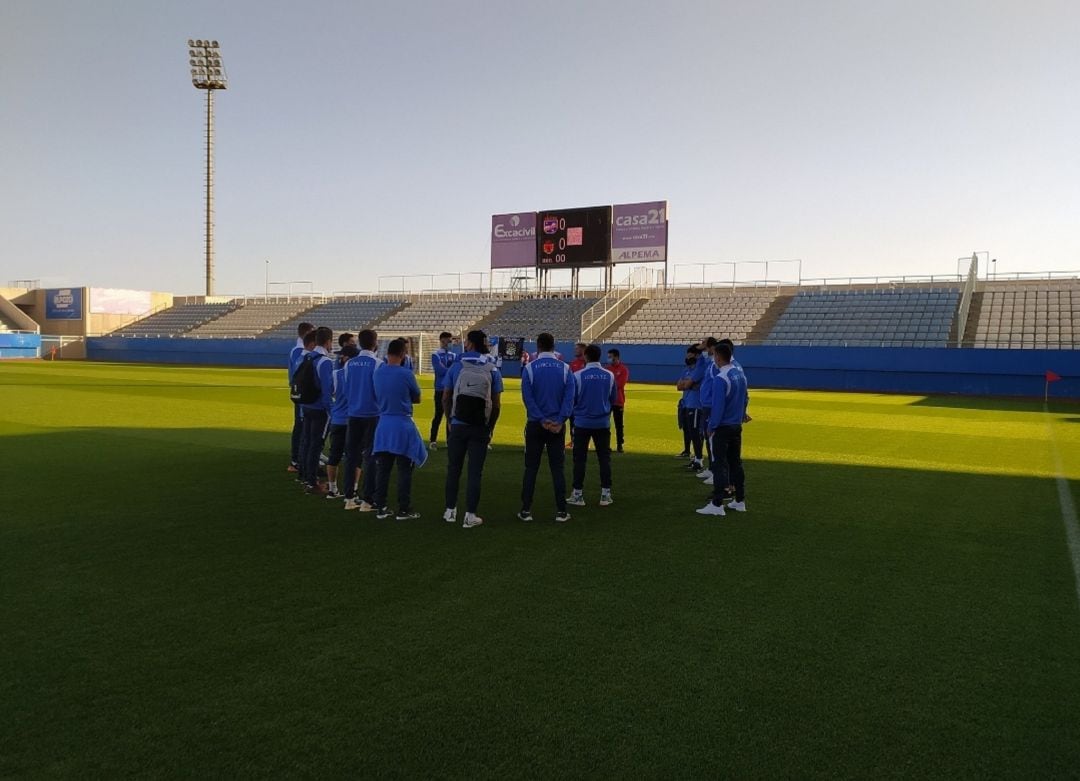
[
  {"left": 463, "top": 512, "right": 484, "bottom": 528},
  {"left": 443, "top": 507, "right": 457, "bottom": 524},
  {"left": 344, "top": 498, "right": 362, "bottom": 511},
  {"left": 428, "top": 441, "right": 438, "bottom": 450},
  {"left": 599, "top": 491, "right": 613, "bottom": 507},
  {"left": 702, "top": 475, "right": 714, "bottom": 486},
  {"left": 357, "top": 501, "right": 376, "bottom": 512},
  {"left": 727, "top": 501, "right": 747, "bottom": 512},
  {"left": 566, "top": 491, "right": 586, "bottom": 506},
  {"left": 696, "top": 468, "right": 712, "bottom": 479},
  {"left": 696, "top": 502, "right": 726, "bottom": 516}
]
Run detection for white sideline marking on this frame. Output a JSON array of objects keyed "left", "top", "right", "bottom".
[{"left": 1045, "top": 406, "right": 1080, "bottom": 612}]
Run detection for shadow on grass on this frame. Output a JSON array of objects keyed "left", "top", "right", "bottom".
[
  {"left": 2, "top": 426, "right": 1079, "bottom": 778},
  {"left": 908, "top": 395, "right": 1079, "bottom": 414}
]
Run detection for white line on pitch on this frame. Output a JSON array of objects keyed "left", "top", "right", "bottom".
[{"left": 1045, "top": 405, "right": 1080, "bottom": 613}]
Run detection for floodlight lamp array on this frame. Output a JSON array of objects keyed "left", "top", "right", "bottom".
[{"left": 187, "top": 39, "right": 227, "bottom": 89}]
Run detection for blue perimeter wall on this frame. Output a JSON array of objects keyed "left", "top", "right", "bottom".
[
  {"left": 0, "top": 332, "right": 40, "bottom": 359},
  {"left": 85, "top": 337, "right": 1080, "bottom": 399}
]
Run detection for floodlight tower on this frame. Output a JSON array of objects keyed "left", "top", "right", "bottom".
[{"left": 187, "top": 39, "right": 227, "bottom": 296}]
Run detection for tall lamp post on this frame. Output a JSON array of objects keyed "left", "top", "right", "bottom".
[{"left": 187, "top": 39, "right": 227, "bottom": 297}]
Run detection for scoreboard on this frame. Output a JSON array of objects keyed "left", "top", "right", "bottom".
[{"left": 536, "top": 206, "right": 612, "bottom": 267}]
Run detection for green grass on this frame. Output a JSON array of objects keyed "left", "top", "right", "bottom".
[{"left": 2, "top": 361, "right": 1080, "bottom": 778}]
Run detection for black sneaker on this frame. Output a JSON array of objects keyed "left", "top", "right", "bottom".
[
  {"left": 516, "top": 509, "right": 533, "bottom": 522},
  {"left": 375, "top": 506, "right": 392, "bottom": 519},
  {"left": 395, "top": 509, "right": 420, "bottom": 520},
  {"left": 686, "top": 460, "right": 703, "bottom": 471},
  {"left": 674, "top": 451, "right": 690, "bottom": 459},
  {"left": 554, "top": 511, "right": 571, "bottom": 523},
  {"left": 616, "top": 445, "right": 624, "bottom": 453}
]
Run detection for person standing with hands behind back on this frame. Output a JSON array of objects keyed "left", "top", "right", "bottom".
[
  {"left": 519, "top": 332, "right": 575, "bottom": 523},
  {"left": 567, "top": 344, "right": 617, "bottom": 508},
  {"left": 429, "top": 331, "right": 457, "bottom": 450}
]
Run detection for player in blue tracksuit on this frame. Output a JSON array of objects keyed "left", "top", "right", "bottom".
[
  {"left": 341, "top": 329, "right": 382, "bottom": 510},
  {"left": 518, "top": 332, "right": 575, "bottom": 522},
  {"left": 567, "top": 344, "right": 617, "bottom": 507},
  {"left": 718, "top": 338, "right": 751, "bottom": 422},
  {"left": 442, "top": 330, "right": 503, "bottom": 528},
  {"left": 675, "top": 345, "right": 704, "bottom": 462},
  {"left": 288, "top": 322, "right": 315, "bottom": 471},
  {"left": 299, "top": 326, "right": 335, "bottom": 492},
  {"left": 429, "top": 331, "right": 457, "bottom": 448},
  {"left": 372, "top": 338, "right": 427, "bottom": 520},
  {"left": 697, "top": 342, "right": 749, "bottom": 516},
  {"left": 324, "top": 343, "right": 358, "bottom": 499},
  {"left": 694, "top": 337, "right": 719, "bottom": 475}
]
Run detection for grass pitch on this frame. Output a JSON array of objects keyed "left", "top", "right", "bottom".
[{"left": 2, "top": 361, "right": 1079, "bottom": 778}]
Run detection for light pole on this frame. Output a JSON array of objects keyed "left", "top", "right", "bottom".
[
  {"left": 187, "top": 39, "right": 227, "bottom": 297},
  {"left": 265, "top": 260, "right": 270, "bottom": 298}
]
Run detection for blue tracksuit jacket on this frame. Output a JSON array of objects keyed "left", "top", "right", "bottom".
[
  {"left": 709, "top": 364, "right": 749, "bottom": 430},
  {"left": 572, "top": 362, "right": 617, "bottom": 429},
  {"left": 343, "top": 349, "right": 382, "bottom": 418},
  {"left": 522, "top": 352, "right": 575, "bottom": 424}
]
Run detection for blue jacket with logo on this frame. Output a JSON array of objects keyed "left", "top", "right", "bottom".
[
  {"left": 572, "top": 362, "right": 617, "bottom": 429},
  {"left": 431, "top": 348, "right": 458, "bottom": 392},
  {"left": 288, "top": 344, "right": 307, "bottom": 385},
  {"left": 343, "top": 349, "right": 382, "bottom": 418},
  {"left": 330, "top": 364, "right": 350, "bottom": 425},
  {"left": 709, "top": 364, "right": 749, "bottom": 430},
  {"left": 300, "top": 347, "right": 334, "bottom": 414},
  {"left": 522, "top": 352, "right": 574, "bottom": 424}
]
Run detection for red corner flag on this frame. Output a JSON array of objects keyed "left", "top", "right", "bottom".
[{"left": 1046, "top": 370, "right": 1062, "bottom": 383}]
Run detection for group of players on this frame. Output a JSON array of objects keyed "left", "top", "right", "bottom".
[
  {"left": 287, "top": 323, "right": 632, "bottom": 526},
  {"left": 676, "top": 337, "right": 750, "bottom": 516}
]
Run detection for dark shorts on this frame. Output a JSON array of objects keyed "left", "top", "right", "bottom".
[{"left": 326, "top": 422, "right": 347, "bottom": 466}]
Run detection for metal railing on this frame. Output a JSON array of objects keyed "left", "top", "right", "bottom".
[
  {"left": 580, "top": 268, "right": 661, "bottom": 341},
  {"left": 954, "top": 254, "right": 979, "bottom": 345}
]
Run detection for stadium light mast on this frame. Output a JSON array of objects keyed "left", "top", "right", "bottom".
[{"left": 187, "top": 39, "right": 227, "bottom": 297}]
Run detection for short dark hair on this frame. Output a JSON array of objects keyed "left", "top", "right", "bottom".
[
  {"left": 575, "top": 342, "right": 587, "bottom": 349},
  {"left": 338, "top": 332, "right": 355, "bottom": 348},
  {"left": 467, "top": 330, "right": 489, "bottom": 354},
  {"left": 716, "top": 343, "right": 733, "bottom": 362},
  {"left": 315, "top": 326, "right": 333, "bottom": 347},
  {"left": 718, "top": 338, "right": 734, "bottom": 351},
  {"left": 358, "top": 329, "right": 377, "bottom": 351},
  {"left": 297, "top": 322, "right": 315, "bottom": 337},
  {"left": 387, "top": 338, "right": 407, "bottom": 357},
  {"left": 339, "top": 343, "right": 359, "bottom": 360},
  {"left": 303, "top": 330, "right": 318, "bottom": 348},
  {"left": 686, "top": 344, "right": 701, "bottom": 355},
  {"left": 536, "top": 332, "right": 555, "bottom": 351},
  {"left": 607, "top": 348, "right": 620, "bottom": 358},
  {"left": 584, "top": 344, "right": 601, "bottom": 363},
  {"left": 439, "top": 331, "right": 452, "bottom": 340},
  {"left": 705, "top": 336, "right": 719, "bottom": 348}
]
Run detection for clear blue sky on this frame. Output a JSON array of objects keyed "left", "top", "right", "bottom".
[{"left": 2, "top": 0, "right": 1079, "bottom": 294}]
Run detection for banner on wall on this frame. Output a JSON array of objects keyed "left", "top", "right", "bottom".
[
  {"left": 611, "top": 201, "right": 668, "bottom": 263},
  {"left": 45, "top": 288, "right": 83, "bottom": 320},
  {"left": 90, "top": 288, "right": 153, "bottom": 316},
  {"left": 490, "top": 213, "right": 537, "bottom": 269}
]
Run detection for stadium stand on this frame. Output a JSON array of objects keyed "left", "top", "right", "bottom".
[
  {"left": 185, "top": 300, "right": 318, "bottom": 337},
  {"left": 262, "top": 299, "right": 406, "bottom": 338},
  {"left": 970, "top": 281, "right": 1080, "bottom": 349},
  {"left": 766, "top": 288, "right": 960, "bottom": 347},
  {"left": 373, "top": 298, "right": 506, "bottom": 334},
  {"left": 110, "top": 302, "right": 238, "bottom": 336},
  {"left": 608, "top": 289, "right": 778, "bottom": 344},
  {"left": 479, "top": 296, "right": 599, "bottom": 341}
]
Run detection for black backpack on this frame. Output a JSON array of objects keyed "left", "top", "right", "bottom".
[{"left": 290, "top": 354, "right": 322, "bottom": 404}]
